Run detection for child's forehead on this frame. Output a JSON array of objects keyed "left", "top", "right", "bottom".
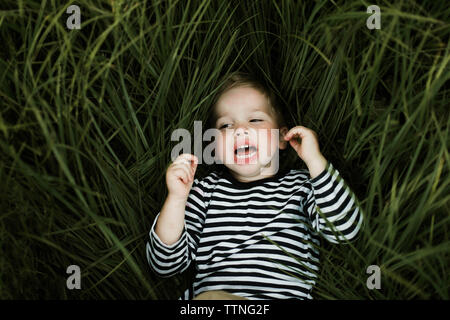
[{"left": 215, "top": 86, "right": 272, "bottom": 117}]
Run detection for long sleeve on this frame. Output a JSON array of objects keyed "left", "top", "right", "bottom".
[
  {"left": 146, "top": 178, "right": 208, "bottom": 277},
  {"left": 304, "top": 161, "right": 364, "bottom": 244}
]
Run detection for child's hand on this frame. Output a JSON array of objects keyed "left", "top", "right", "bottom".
[
  {"left": 166, "top": 154, "right": 198, "bottom": 200},
  {"left": 284, "top": 126, "right": 327, "bottom": 178}
]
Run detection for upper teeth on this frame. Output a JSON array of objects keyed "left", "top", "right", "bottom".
[{"left": 237, "top": 145, "right": 250, "bottom": 150}]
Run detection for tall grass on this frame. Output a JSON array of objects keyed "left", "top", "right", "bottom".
[{"left": 0, "top": 0, "right": 448, "bottom": 299}]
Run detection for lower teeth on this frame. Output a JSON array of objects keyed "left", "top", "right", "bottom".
[{"left": 236, "top": 152, "right": 256, "bottom": 159}]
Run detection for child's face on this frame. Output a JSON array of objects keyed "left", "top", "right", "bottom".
[{"left": 214, "top": 86, "right": 288, "bottom": 182}]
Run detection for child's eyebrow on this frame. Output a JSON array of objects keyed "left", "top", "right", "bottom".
[
  {"left": 215, "top": 116, "right": 229, "bottom": 127},
  {"left": 250, "top": 109, "right": 269, "bottom": 114},
  {"left": 215, "top": 109, "right": 269, "bottom": 123},
  {"left": 249, "top": 105, "right": 272, "bottom": 113},
  {"left": 215, "top": 115, "right": 228, "bottom": 122}
]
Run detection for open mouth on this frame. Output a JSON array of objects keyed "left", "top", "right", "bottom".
[{"left": 234, "top": 144, "right": 258, "bottom": 160}]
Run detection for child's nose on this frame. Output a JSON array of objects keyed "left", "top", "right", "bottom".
[{"left": 234, "top": 124, "right": 249, "bottom": 136}]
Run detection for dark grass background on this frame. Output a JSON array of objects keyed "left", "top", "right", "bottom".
[{"left": 0, "top": 0, "right": 449, "bottom": 299}]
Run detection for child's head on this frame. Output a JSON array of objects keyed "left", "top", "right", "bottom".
[{"left": 208, "top": 72, "right": 289, "bottom": 182}]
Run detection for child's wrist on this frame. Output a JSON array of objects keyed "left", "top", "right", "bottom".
[
  {"left": 166, "top": 193, "right": 188, "bottom": 205},
  {"left": 306, "top": 154, "right": 328, "bottom": 179}
]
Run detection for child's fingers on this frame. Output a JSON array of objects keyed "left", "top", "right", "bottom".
[
  {"left": 174, "top": 154, "right": 198, "bottom": 169},
  {"left": 175, "top": 159, "right": 195, "bottom": 173},
  {"left": 174, "top": 154, "right": 198, "bottom": 177},
  {"left": 284, "top": 126, "right": 316, "bottom": 141},
  {"left": 176, "top": 153, "right": 198, "bottom": 163},
  {"left": 284, "top": 126, "right": 306, "bottom": 140},
  {"left": 173, "top": 167, "right": 191, "bottom": 184},
  {"left": 171, "top": 163, "right": 194, "bottom": 181},
  {"left": 289, "top": 139, "right": 300, "bottom": 149}
]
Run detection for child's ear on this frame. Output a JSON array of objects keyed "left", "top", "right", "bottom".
[{"left": 279, "top": 126, "right": 289, "bottom": 150}]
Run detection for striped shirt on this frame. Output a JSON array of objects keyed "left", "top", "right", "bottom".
[{"left": 146, "top": 162, "right": 363, "bottom": 299}]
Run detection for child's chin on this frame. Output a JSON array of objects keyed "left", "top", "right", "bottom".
[
  {"left": 220, "top": 154, "right": 275, "bottom": 176},
  {"left": 226, "top": 163, "right": 264, "bottom": 176}
]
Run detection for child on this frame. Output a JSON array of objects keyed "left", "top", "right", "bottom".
[{"left": 146, "top": 72, "right": 364, "bottom": 300}]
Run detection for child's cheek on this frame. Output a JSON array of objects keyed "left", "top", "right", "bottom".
[
  {"left": 215, "top": 131, "right": 234, "bottom": 164},
  {"left": 270, "top": 129, "right": 280, "bottom": 153},
  {"left": 257, "top": 129, "right": 279, "bottom": 159}
]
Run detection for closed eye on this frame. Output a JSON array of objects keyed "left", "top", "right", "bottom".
[
  {"left": 218, "top": 123, "right": 231, "bottom": 129},
  {"left": 250, "top": 119, "right": 262, "bottom": 123}
]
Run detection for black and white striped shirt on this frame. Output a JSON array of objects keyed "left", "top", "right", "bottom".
[{"left": 146, "top": 162, "right": 363, "bottom": 299}]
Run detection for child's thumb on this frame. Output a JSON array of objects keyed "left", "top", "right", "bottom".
[{"left": 192, "top": 155, "right": 199, "bottom": 170}]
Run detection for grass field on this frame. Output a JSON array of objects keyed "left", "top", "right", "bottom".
[{"left": 0, "top": 0, "right": 449, "bottom": 299}]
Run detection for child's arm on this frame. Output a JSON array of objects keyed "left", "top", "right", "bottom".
[
  {"left": 155, "top": 154, "right": 198, "bottom": 245},
  {"left": 146, "top": 154, "right": 205, "bottom": 276},
  {"left": 304, "top": 161, "right": 363, "bottom": 243},
  {"left": 284, "top": 126, "right": 364, "bottom": 242}
]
